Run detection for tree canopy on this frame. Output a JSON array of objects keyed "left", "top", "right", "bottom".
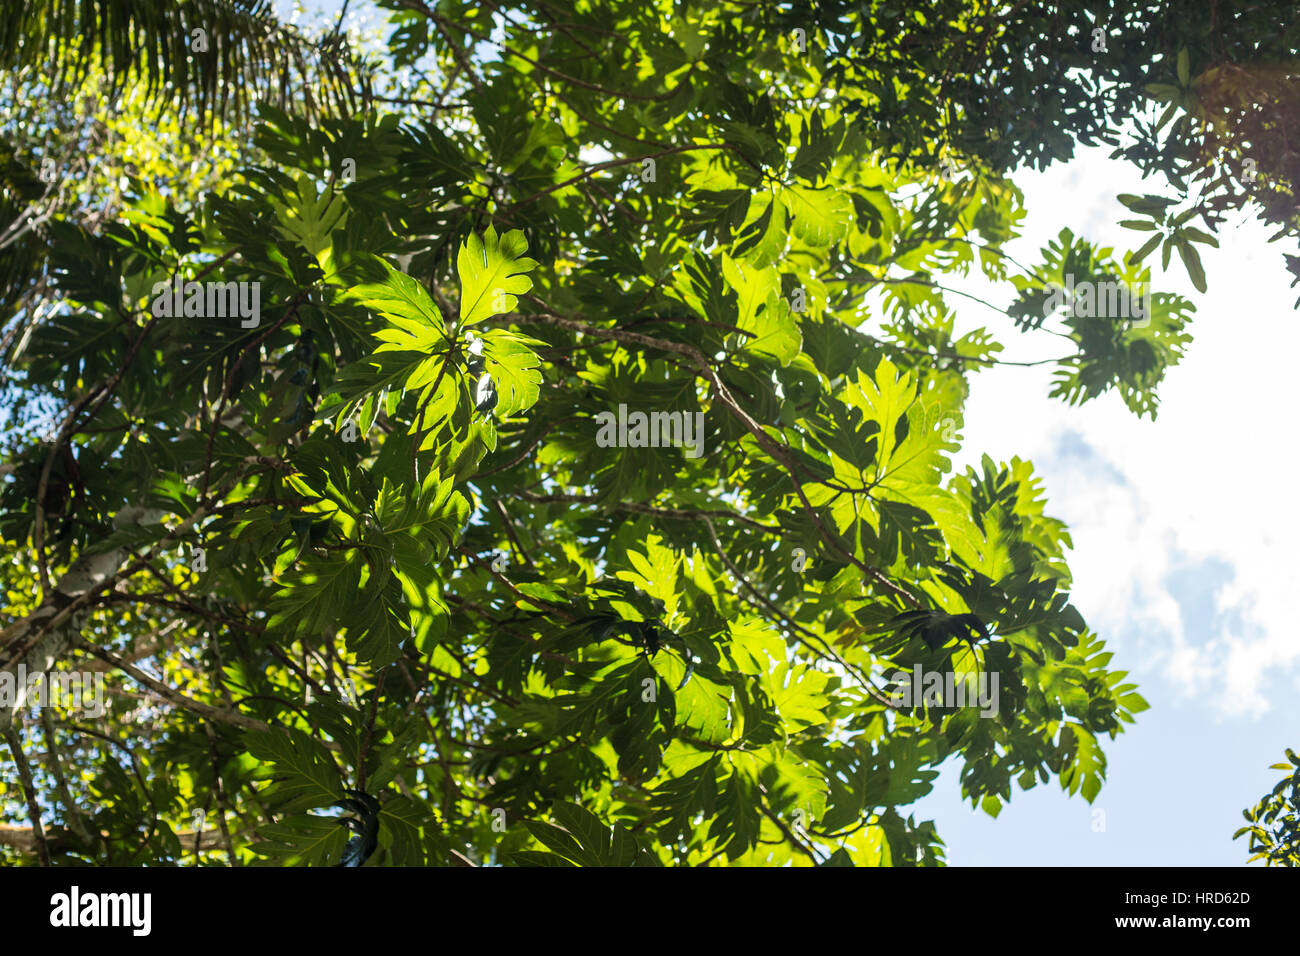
[{"left": 0, "top": 0, "right": 1294, "bottom": 867}]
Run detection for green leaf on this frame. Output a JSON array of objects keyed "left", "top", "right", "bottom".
[
  {"left": 244, "top": 726, "right": 341, "bottom": 814},
  {"left": 351, "top": 257, "right": 448, "bottom": 351},
  {"left": 523, "top": 819, "right": 598, "bottom": 866},
  {"left": 268, "top": 553, "right": 362, "bottom": 638},
  {"left": 480, "top": 328, "right": 545, "bottom": 416},
  {"left": 550, "top": 802, "right": 612, "bottom": 861},
  {"left": 709, "top": 771, "right": 762, "bottom": 860},
  {"left": 734, "top": 192, "right": 789, "bottom": 268},
  {"left": 1178, "top": 226, "right": 1219, "bottom": 248},
  {"left": 779, "top": 184, "right": 852, "bottom": 247},
  {"left": 1129, "top": 232, "right": 1163, "bottom": 263},
  {"left": 455, "top": 226, "right": 539, "bottom": 326},
  {"left": 249, "top": 814, "right": 349, "bottom": 867},
  {"left": 377, "top": 795, "right": 435, "bottom": 865},
  {"left": 764, "top": 663, "right": 831, "bottom": 730},
  {"left": 1117, "top": 193, "right": 1176, "bottom": 215},
  {"left": 511, "top": 850, "right": 577, "bottom": 867},
  {"left": 1175, "top": 240, "right": 1207, "bottom": 292},
  {"left": 720, "top": 253, "right": 801, "bottom": 364}
]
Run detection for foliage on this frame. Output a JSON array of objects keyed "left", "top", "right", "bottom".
[
  {"left": 0, "top": 0, "right": 375, "bottom": 337},
  {"left": 1235, "top": 749, "right": 1300, "bottom": 867},
  {"left": 29, "top": 0, "right": 1300, "bottom": 868},
  {"left": 796, "top": 0, "right": 1300, "bottom": 295},
  {"left": 0, "top": 0, "right": 370, "bottom": 123}
]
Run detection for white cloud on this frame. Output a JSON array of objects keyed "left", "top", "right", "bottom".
[{"left": 906, "top": 146, "right": 1300, "bottom": 719}]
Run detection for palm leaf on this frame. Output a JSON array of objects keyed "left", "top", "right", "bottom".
[{"left": 0, "top": 0, "right": 373, "bottom": 124}]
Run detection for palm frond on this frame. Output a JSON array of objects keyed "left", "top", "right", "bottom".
[{"left": 0, "top": 0, "right": 373, "bottom": 123}]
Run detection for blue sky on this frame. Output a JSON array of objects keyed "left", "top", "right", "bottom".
[
  {"left": 907, "top": 148, "right": 1300, "bottom": 865},
  {"left": 283, "top": 0, "right": 1298, "bottom": 865}
]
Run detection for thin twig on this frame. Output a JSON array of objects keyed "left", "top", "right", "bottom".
[{"left": 4, "top": 727, "right": 51, "bottom": 865}]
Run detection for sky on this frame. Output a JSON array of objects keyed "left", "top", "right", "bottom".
[
  {"left": 906, "top": 147, "right": 1300, "bottom": 865},
  {"left": 281, "top": 0, "right": 1298, "bottom": 865}
]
